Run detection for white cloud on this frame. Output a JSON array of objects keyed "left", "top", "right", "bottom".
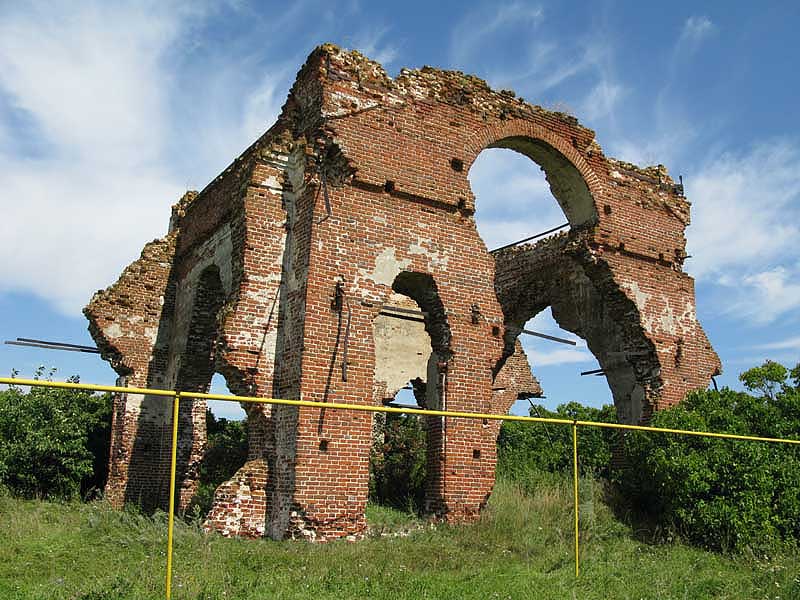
[
  {"left": 0, "top": 3, "right": 196, "bottom": 314},
  {"left": 686, "top": 141, "right": 800, "bottom": 279},
  {"left": 679, "top": 16, "right": 715, "bottom": 46},
  {"left": 581, "top": 80, "right": 626, "bottom": 121},
  {"left": 347, "top": 26, "right": 399, "bottom": 66},
  {"left": 524, "top": 345, "right": 594, "bottom": 367},
  {"left": 719, "top": 267, "right": 800, "bottom": 325},
  {"left": 0, "top": 2, "right": 299, "bottom": 315},
  {"left": 684, "top": 140, "right": 800, "bottom": 325},
  {"left": 450, "top": 3, "right": 544, "bottom": 67},
  {"left": 753, "top": 335, "right": 800, "bottom": 352},
  {"left": 520, "top": 310, "right": 590, "bottom": 367}
]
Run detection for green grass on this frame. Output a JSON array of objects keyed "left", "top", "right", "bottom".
[{"left": 0, "top": 479, "right": 797, "bottom": 599}]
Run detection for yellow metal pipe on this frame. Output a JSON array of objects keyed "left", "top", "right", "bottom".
[
  {"left": 180, "top": 390, "right": 800, "bottom": 446},
  {"left": 0, "top": 377, "right": 176, "bottom": 397},
  {"left": 165, "top": 393, "right": 180, "bottom": 600},
  {"left": 572, "top": 422, "right": 580, "bottom": 578},
  {"left": 2, "top": 377, "right": 799, "bottom": 446}
]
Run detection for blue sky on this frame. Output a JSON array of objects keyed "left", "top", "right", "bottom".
[{"left": 0, "top": 1, "right": 798, "bottom": 419}]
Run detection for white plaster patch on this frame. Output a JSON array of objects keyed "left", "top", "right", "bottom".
[
  {"left": 103, "top": 323, "right": 123, "bottom": 339},
  {"left": 144, "top": 327, "right": 158, "bottom": 345},
  {"left": 658, "top": 298, "right": 678, "bottom": 335},
  {"left": 360, "top": 247, "right": 411, "bottom": 287},
  {"left": 621, "top": 280, "right": 653, "bottom": 332},
  {"left": 325, "top": 91, "right": 379, "bottom": 117},
  {"left": 261, "top": 174, "right": 282, "bottom": 192},
  {"left": 408, "top": 238, "right": 450, "bottom": 270},
  {"left": 622, "top": 281, "right": 650, "bottom": 312},
  {"left": 373, "top": 215, "right": 387, "bottom": 224}
]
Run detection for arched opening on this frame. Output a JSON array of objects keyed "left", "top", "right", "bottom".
[
  {"left": 370, "top": 272, "right": 452, "bottom": 515},
  {"left": 208, "top": 372, "right": 246, "bottom": 421},
  {"left": 470, "top": 140, "right": 629, "bottom": 419},
  {"left": 189, "top": 372, "right": 248, "bottom": 518}
]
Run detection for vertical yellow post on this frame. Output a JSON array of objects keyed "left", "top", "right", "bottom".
[
  {"left": 572, "top": 422, "right": 580, "bottom": 578},
  {"left": 166, "top": 392, "right": 180, "bottom": 600}
]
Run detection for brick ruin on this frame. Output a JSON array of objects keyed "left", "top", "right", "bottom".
[{"left": 84, "top": 44, "right": 720, "bottom": 541}]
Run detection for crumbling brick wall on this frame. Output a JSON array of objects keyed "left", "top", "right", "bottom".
[{"left": 85, "top": 43, "right": 719, "bottom": 542}]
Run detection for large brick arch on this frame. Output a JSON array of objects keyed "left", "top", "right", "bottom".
[
  {"left": 85, "top": 44, "right": 720, "bottom": 542},
  {"left": 463, "top": 119, "right": 604, "bottom": 226}
]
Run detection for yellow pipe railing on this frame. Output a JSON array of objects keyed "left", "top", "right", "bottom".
[
  {"left": 572, "top": 422, "right": 579, "bottom": 578},
  {"left": 2, "top": 376, "right": 799, "bottom": 599},
  {"left": 165, "top": 393, "right": 180, "bottom": 600}
]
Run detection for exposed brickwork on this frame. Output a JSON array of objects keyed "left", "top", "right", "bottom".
[{"left": 85, "top": 44, "right": 719, "bottom": 541}]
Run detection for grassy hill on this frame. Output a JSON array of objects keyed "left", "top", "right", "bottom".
[{"left": 1, "top": 477, "right": 797, "bottom": 600}]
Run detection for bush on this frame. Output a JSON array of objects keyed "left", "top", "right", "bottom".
[
  {"left": 497, "top": 401, "right": 617, "bottom": 490},
  {"left": 0, "top": 370, "right": 112, "bottom": 500},
  {"left": 370, "top": 413, "right": 426, "bottom": 512},
  {"left": 189, "top": 409, "right": 248, "bottom": 516},
  {"left": 617, "top": 361, "right": 800, "bottom": 551}
]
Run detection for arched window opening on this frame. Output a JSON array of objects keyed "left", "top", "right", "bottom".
[
  {"left": 509, "top": 309, "right": 612, "bottom": 415},
  {"left": 471, "top": 147, "right": 567, "bottom": 252},
  {"left": 470, "top": 144, "right": 614, "bottom": 417},
  {"left": 370, "top": 273, "right": 453, "bottom": 516},
  {"left": 208, "top": 372, "right": 246, "bottom": 421}
]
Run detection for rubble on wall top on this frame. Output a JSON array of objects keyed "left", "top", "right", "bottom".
[
  {"left": 316, "top": 43, "right": 596, "bottom": 138},
  {"left": 607, "top": 158, "right": 675, "bottom": 186}
]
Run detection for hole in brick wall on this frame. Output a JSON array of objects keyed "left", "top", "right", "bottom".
[
  {"left": 473, "top": 449, "right": 481, "bottom": 459},
  {"left": 319, "top": 439, "right": 329, "bottom": 452},
  {"left": 470, "top": 147, "right": 570, "bottom": 252},
  {"left": 207, "top": 373, "right": 246, "bottom": 421},
  {"left": 384, "top": 180, "right": 395, "bottom": 193},
  {"left": 372, "top": 274, "right": 451, "bottom": 516},
  {"left": 492, "top": 325, "right": 501, "bottom": 337},
  {"left": 370, "top": 381, "right": 428, "bottom": 513},
  {"left": 505, "top": 309, "right": 613, "bottom": 417},
  {"left": 604, "top": 204, "right": 612, "bottom": 215},
  {"left": 450, "top": 157, "right": 464, "bottom": 172}
]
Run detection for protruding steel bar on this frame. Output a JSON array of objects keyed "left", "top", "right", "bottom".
[
  {"left": 4, "top": 338, "right": 100, "bottom": 353},
  {"left": 521, "top": 328, "right": 577, "bottom": 346},
  {"left": 489, "top": 222, "right": 569, "bottom": 253}
]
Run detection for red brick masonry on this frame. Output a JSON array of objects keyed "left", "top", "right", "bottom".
[{"left": 85, "top": 44, "right": 720, "bottom": 541}]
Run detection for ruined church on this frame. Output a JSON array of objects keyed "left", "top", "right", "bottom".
[{"left": 84, "top": 44, "right": 720, "bottom": 541}]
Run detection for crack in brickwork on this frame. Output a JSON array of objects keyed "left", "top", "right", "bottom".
[{"left": 85, "top": 43, "right": 720, "bottom": 542}]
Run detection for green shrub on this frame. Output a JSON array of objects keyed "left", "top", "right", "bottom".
[
  {"left": 370, "top": 413, "right": 426, "bottom": 512},
  {"left": 617, "top": 361, "right": 800, "bottom": 551},
  {"left": 0, "top": 370, "right": 112, "bottom": 500},
  {"left": 191, "top": 410, "right": 248, "bottom": 516},
  {"left": 497, "top": 401, "right": 617, "bottom": 490}
]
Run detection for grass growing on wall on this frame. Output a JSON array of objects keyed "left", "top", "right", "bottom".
[{"left": 0, "top": 479, "right": 797, "bottom": 600}]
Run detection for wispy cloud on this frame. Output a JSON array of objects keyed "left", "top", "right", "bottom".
[
  {"left": 685, "top": 140, "right": 800, "bottom": 325},
  {"left": 717, "top": 267, "right": 800, "bottom": 325},
  {"left": 346, "top": 25, "right": 399, "bottom": 66},
  {"left": 608, "top": 15, "right": 718, "bottom": 167},
  {"left": 0, "top": 2, "right": 196, "bottom": 314},
  {"left": 686, "top": 140, "right": 800, "bottom": 279},
  {"left": 679, "top": 16, "right": 716, "bottom": 47},
  {"left": 581, "top": 80, "right": 626, "bottom": 121},
  {"left": 450, "top": 2, "right": 544, "bottom": 67},
  {"left": 752, "top": 335, "right": 800, "bottom": 352}
]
